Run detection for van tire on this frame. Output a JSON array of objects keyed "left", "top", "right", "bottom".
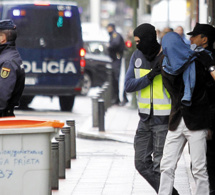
[{"left": 59, "top": 95, "right": 75, "bottom": 111}]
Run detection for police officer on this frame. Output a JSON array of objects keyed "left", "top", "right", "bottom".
[
  {"left": 124, "top": 23, "right": 179, "bottom": 195},
  {"left": 187, "top": 23, "right": 215, "bottom": 195},
  {"left": 0, "top": 19, "right": 25, "bottom": 117},
  {"left": 107, "top": 23, "right": 128, "bottom": 105}
]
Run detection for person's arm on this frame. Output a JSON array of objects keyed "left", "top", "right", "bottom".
[
  {"left": 0, "top": 61, "right": 17, "bottom": 110},
  {"left": 124, "top": 52, "right": 152, "bottom": 92},
  {"left": 198, "top": 51, "right": 215, "bottom": 80}
]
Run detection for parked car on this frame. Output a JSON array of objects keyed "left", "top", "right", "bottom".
[{"left": 81, "top": 40, "right": 112, "bottom": 95}]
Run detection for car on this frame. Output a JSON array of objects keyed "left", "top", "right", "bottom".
[
  {"left": 81, "top": 40, "right": 112, "bottom": 95},
  {"left": 81, "top": 23, "right": 112, "bottom": 95}
]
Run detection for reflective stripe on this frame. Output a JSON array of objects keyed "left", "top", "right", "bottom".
[{"left": 134, "top": 68, "right": 171, "bottom": 116}]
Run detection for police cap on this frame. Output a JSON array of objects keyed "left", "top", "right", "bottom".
[
  {"left": 107, "top": 23, "right": 115, "bottom": 30},
  {"left": 0, "top": 19, "right": 16, "bottom": 30},
  {"left": 187, "top": 23, "right": 215, "bottom": 39}
]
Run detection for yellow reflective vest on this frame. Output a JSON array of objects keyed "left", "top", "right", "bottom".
[{"left": 134, "top": 68, "right": 171, "bottom": 116}]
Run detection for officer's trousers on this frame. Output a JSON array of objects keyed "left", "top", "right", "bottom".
[
  {"left": 112, "top": 58, "right": 121, "bottom": 102},
  {"left": 134, "top": 118, "right": 168, "bottom": 193},
  {"left": 159, "top": 118, "right": 209, "bottom": 195}
]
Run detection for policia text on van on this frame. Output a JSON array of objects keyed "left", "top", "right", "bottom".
[{"left": 0, "top": 1, "right": 86, "bottom": 111}]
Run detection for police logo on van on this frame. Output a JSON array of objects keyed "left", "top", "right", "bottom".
[
  {"left": 23, "top": 60, "right": 77, "bottom": 74},
  {"left": 1, "top": 67, "right": 10, "bottom": 78},
  {"left": 135, "top": 58, "right": 142, "bottom": 68}
]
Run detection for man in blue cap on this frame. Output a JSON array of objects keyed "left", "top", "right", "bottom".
[
  {"left": 107, "top": 23, "right": 128, "bottom": 105},
  {"left": 0, "top": 19, "right": 25, "bottom": 116}
]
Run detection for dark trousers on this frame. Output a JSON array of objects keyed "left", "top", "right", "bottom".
[
  {"left": 207, "top": 138, "right": 215, "bottom": 194},
  {"left": 112, "top": 58, "right": 121, "bottom": 102},
  {"left": 134, "top": 119, "right": 168, "bottom": 193}
]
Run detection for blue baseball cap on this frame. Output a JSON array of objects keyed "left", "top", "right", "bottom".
[{"left": 0, "top": 19, "right": 16, "bottom": 30}]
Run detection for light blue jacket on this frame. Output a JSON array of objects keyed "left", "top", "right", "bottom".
[{"left": 162, "top": 32, "right": 197, "bottom": 106}]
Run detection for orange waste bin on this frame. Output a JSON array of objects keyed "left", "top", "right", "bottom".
[{"left": 0, "top": 117, "right": 64, "bottom": 195}]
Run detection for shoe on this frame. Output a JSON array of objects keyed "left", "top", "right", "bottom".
[
  {"left": 119, "top": 99, "right": 128, "bottom": 106},
  {"left": 172, "top": 188, "right": 179, "bottom": 195},
  {"left": 111, "top": 99, "right": 120, "bottom": 105}
]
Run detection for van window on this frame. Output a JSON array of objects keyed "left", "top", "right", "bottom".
[{"left": 6, "top": 6, "right": 79, "bottom": 49}]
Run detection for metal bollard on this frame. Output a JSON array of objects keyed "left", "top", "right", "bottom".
[
  {"left": 66, "top": 120, "right": 76, "bottom": 159},
  {"left": 97, "top": 90, "right": 103, "bottom": 99},
  {"left": 100, "top": 89, "right": 105, "bottom": 100},
  {"left": 102, "top": 85, "right": 108, "bottom": 112},
  {"left": 106, "top": 64, "right": 113, "bottom": 104},
  {"left": 98, "top": 99, "right": 105, "bottom": 132},
  {"left": 51, "top": 138, "right": 59, "bottom": 190},
  {"left": 104, "top": 81, "right": 111, "bottom": 109},
  {"left": 55, "top": 131, "right": 66, "bottom": 179},
  {"left": 61, "top": 127, "right": 71, "bottom": 168},
  {"left": 92, "top": 96, "right": 99, "bottom": 127}
]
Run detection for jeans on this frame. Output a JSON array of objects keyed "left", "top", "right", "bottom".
[{"left": 134, "top": 118, "right": 168, "bottom": 193}]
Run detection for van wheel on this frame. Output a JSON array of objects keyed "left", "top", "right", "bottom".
[
  {"left": 59, "top": 96, "right": 75, "bottom": 111},
  {"left": 81, "top": 73, "right": 92, "bottom": 96},
  {"left": 19, "top": 96, "right": 34, "bottom": 109}
]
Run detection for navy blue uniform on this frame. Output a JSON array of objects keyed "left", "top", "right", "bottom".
[
  {"left": 108, "top": 31, "right": 125, "bottom": 103},
  {"left": 0, "top": 42, "right": 25, "bottom": 116}
]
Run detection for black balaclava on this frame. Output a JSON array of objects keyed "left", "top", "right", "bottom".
[{"left": 133, "top": 23, "right": 160, "bottom": 61}]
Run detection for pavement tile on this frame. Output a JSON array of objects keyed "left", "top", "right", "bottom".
[{"left": 102, "top": 183, "right": 133, "bottom": 195}]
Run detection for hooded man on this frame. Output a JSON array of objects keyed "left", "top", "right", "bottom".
[
  {"left": 159, "top": 31, "right": 211, "bottom": 195},
  {"left": 124, "top": 23, "right": 178, "bottom": 194}
]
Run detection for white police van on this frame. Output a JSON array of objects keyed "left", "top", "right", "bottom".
[{"left": 0, "top": 1, "right": 86, "bottom": 111}]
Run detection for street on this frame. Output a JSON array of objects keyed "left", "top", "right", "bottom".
[{"left": 13, "top": 92, "right": 193, "bottom": 195}]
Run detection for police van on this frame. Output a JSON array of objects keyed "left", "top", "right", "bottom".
[{"left": 0, "top": 1, "right": 85, "bottom": 111}]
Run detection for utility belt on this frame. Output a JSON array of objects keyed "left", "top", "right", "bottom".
[{"left": 0, "top": 108, "right": 15, "bottom": 117}]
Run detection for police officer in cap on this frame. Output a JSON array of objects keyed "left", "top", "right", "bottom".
[
  {"left": 187, "top": 23, "right": 215, "bottom": 195},
  {"left": 107, "top": 23, "right": 128, "bottom": 105},
  {"left": 0, "top": 19, "right": 25, "bottom": 117}
]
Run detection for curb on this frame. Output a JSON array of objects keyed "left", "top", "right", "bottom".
[{"left": 77, "top": 129, "right": 134, "bottom": 144}]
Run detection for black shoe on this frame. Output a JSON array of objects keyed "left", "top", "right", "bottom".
[
  {"left": 172, "top": 188, "right": 179, "bottom": 195},
  {"left": 112, "top": 99, "right": 120, "bottom": 105},
  {"left": 119, "top": 99, "right": 128, "bottom": 106}
]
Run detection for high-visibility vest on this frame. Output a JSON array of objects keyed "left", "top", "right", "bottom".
[{"left": 135, "top": 68, "right": 171, "bottom": 116}]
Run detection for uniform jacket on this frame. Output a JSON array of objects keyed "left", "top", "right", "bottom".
[
  {"left": 124, "top": 49, "right": 169, "bottom": 124},
  {"left": 108, "top": 31, "right": 125, "bottom": 60},
  {"left": 0, "top": 42, "right": 25, "bottom": 111}
]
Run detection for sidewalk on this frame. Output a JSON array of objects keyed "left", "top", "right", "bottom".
[{"left": 52, "top": 102, "right": 195, "bottom": 195}]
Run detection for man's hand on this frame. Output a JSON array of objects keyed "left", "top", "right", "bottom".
[
  {"left": 147, "top": 64, "right": 161, "bottom": 81},
  {"left": 210, "top": 70, "right": 215, "bottom": 81}
]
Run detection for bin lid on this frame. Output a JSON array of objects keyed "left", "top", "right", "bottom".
[{"left": 0, "top": 117, "right": 64, "bottom": 129}]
